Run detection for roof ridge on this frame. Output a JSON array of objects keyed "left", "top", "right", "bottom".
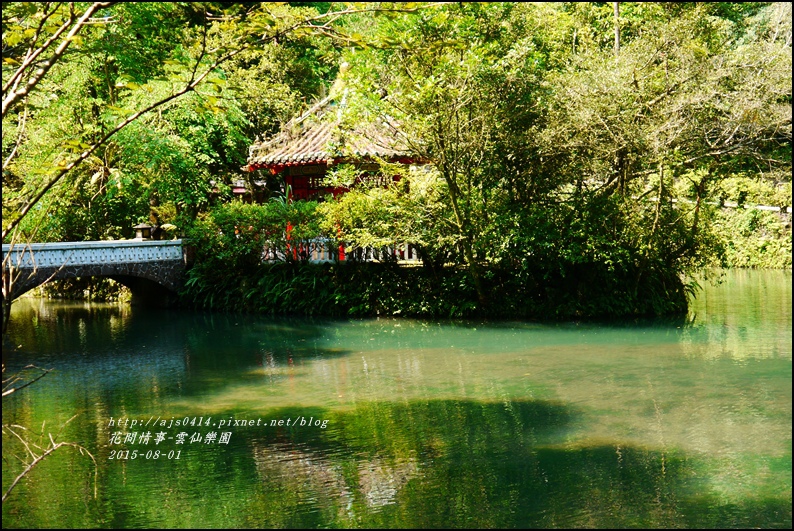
[
  {"left": 253, "top": 94, "right": 337, "bottom": 153},
  {"left": 246, "top": 92, "right": 418, "bottom": 169},
  {"left": 292, "top": 93, "right": 335, "bottom": 128}
]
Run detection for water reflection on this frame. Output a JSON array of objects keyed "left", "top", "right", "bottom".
[
  {"left": 245, "top": 399, "right": 789, "bottom": 528},
  {"left": 2, "top": 270, "right": 791, "bottom": 528},
  {"left": 252, "top": 442, "right": 419, "bottom": 512}
]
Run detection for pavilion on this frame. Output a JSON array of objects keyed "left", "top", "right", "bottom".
[{"left": 242, "top": 92, "right": 423, "bottom": 202}]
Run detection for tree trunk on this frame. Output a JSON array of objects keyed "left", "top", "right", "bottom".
[
  {"left": 443, "top": 172, "right": 487, "bottom": 307},
  {"left": 614, "top": 2, "right": 620, "bottom": 58}
]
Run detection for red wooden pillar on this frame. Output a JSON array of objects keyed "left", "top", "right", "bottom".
[
  {"left": 336, "top": 224, "right": 345, "bottom": 261},
  {"left": 286, "top": 221, "right": 296, "bottom": 260}
]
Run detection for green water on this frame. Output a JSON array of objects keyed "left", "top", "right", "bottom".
[{"left": 2, "top": 270, "right": 791, "bottom": 528}]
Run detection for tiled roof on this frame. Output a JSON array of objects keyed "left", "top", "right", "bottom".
[{"left": 246, "top": 94, "right": 415, "bottom": 168}]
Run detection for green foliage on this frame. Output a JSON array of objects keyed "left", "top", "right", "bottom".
[
  {"left": 35, "top": 277, "right": 130, "bottom": 303},
  {"left": 12, "top": 84, "right": 252, "bottom": 241},
  {"left": 87, "top": 3, "right": 195, "bottom": 85},
  {"left": 2, "top": 1, "right": 340, "bottom": 242},
  {"left": 183, "top": 187, "right": 694, "bottom": 318},
  {"left": 4, "top": 2, "right": 790, "bottom": 314},
  {"left": 111, "top": 89, "right": 252, "bottom": 224},
  {"left": 350, "top": 2, "right": 787, "bottom": 290},
  {"left": 192, "top": 200, "right": 323, "bottom": 264},
  {"left": 713, "top": 208, "right": 792, "bottom": 269},
  {"left": 180, "top": 256, "right": 689, "bottom": 319},
  {"left": 182, "top": 200, "right": 327, "bottom": 309},
  {"left": 318, "top": 166, "right": 458, "bottom": 266},
  {"left": 714, "top": 175, "right": 792, "bottom": 208},
  {"left": 181, "top": 2, "right": 790, "bottom": 318}
]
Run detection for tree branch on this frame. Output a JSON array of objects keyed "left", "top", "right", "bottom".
[
  {"left": 2, "top": 2, "right": 71, "bottom": 97},
  {"left": 2, "top": 3, "right": 450, "bottom": 241},
  {"left": 2, "top": 365, "right": 53, "bottom": 397},
  {"left": 2, "top": 2, "right": 117, "bottom": 119}
]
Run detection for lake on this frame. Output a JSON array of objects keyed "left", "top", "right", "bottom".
[{"left": 2, "top": 269, "right": 791, "bottom": 528}]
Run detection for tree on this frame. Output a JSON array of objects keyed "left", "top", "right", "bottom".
[
  {"left": 2, "top": 2, "right": 435, "bottom": 324},
  {"left": 318, "top": 164, "right": 459, "bottom": 271},
  {"left": 340, "top": 3, "right": 551, "bottom": 304},
  {"left": 327, "top": 2, "right": 789, "bottom": 315},
  {"left": 538, "top": 2, "right": 791, "bottom": 278},
  {"left": 2, "top": 2, "right": 419, "bottom": 243}
]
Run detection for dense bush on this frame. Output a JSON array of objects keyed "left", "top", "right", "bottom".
[
  {"left": 180, "top": 199, "right": 691, "bottom": 318},
  {"left": 179, "top": 258, "right": 688, "bottom": 320},
  {"left": 713, "top": 208, "right": 792, "bottom": 269}
]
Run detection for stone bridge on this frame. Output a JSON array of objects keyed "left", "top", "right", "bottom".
[{"left": 2, "top": 240, "right": 186, "bottom": 304}]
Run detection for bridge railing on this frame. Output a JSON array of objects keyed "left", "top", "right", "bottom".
[
  {"left": 3, "top": 238, "right": 420, "bottom": 270},
  {"left": 262, "top": 238, "right": 421, "bottom": 264},
  {"left": 2, "top": 240, "right": 184, "bottom": 269}
]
